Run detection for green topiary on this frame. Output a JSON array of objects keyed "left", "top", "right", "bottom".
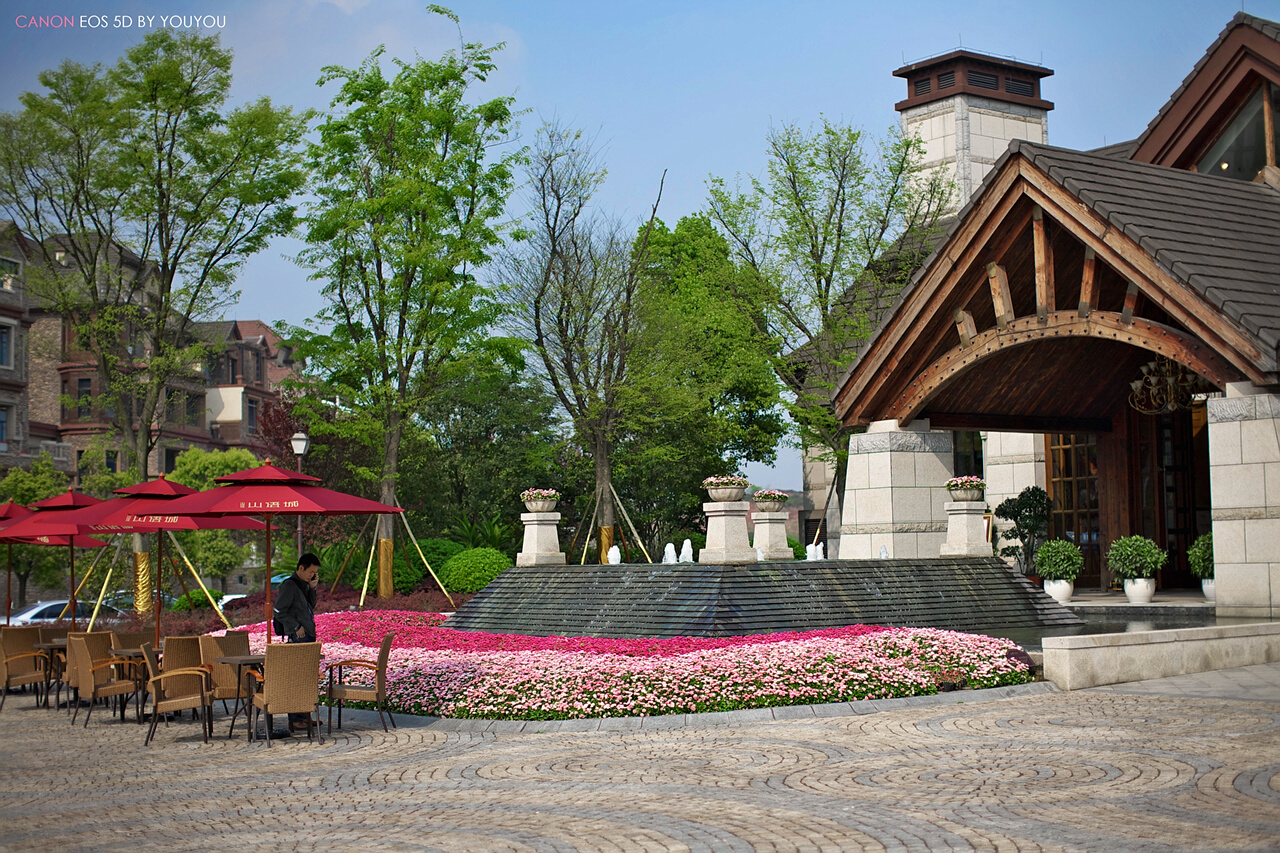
[
  {"left": 1187, "top": 533, "right": 1214, "bottom": 579},
  {"left": 391, "top": 549, "right": 425, "bottom": 595},
  {"left": 1035, "top": 539, "right": 1084, "bottom": 581},
  {"left": 439, "top": 547, "right": 513, "bottom": 593},
  {"left": 171, "top": 589, "right": 223, "bottom": 611},
  {"left": 1107, "top": 535, "right": 1167, "bottom": 580},
  {"left": 416, "top": 537, "right": 466, "bottom": 574},
  {"left": 787, "top": 537, "right": 806, "bottom": 560}
]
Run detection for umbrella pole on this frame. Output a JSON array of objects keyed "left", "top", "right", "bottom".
[
  {"left": 68, "top": 545, "right": 76, "bottom": 631},
  {"left": 264, "top": 514, "right": 274, "bottom": 645},
  {"left": 6, "top": 543, "right": 11, "bottom": 626},
  {"left": 154, "top": 534, "right": 163, "bottom": 651}
]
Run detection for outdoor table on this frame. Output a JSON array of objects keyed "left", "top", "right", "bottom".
[
  {"left": 215, "top": 654, "right": 264, "bottom": 739},
  {"left": 34, "top": 641, "right": 67, "bottom": 708}
]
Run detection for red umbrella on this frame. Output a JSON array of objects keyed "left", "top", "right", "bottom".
[
  {"left": 0, "top": 490, "right": 107, "bottom": 629},
  {"left": 163, "top": 464, "right": 401, "bottom": 643},
  {"left": 0, "top": 500, "right": 30, "bottom": 624}
]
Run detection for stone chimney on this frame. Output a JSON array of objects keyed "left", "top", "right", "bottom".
[{"left": 894, "top": 50, "right": 1053, "bottom": 210}]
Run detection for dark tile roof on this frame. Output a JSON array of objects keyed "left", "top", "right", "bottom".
[
  {"left": 1087, "top": 139, "right": 1139, "bottom": 160},
  {"left": 1134, "top": 13, "right": 1280, "bottom": 156},
  {"left": 446, "top": 558, "right": 1081, "bottom": 638},
  {"left": 1011, "top": 139, "right": 1280, "bottom": 354},
  {"left": 190, "top": 321, "right": 236, "bottom": 345}
]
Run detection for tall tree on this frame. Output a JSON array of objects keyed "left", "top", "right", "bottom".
[
  {"left": 503, "top": 123, "right": 664, "bottom": 553},
  {"left": 0, "top": 31, "right": 309, "bottom": 479},
  {"left": 293, "top": 15, "right": 518, "bottom": 595},
  {"left": 706, "top": 120, "right": 951, "bottom": 525}
]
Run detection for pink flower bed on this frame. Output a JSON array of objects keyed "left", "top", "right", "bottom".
[{"left": 225, "top": 611, "right": 1033, "bottom": 720}]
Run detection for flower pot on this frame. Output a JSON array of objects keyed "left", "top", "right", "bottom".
[
  {"left": 754, "top": 500, "right": 786, "bottom": 513},
  {"left": 948, "top": 488, "right": 984, "bottom": 502},
  {"left": 1043, "top": 579, "right": 1074, "bottom": 604},
  {"left": 706, "top": 487, "right": 746, "bottom": 502},
  {"left": 1123, "top": 577, "right": 1155, "bottom": 604},
  {"left": 524, "top": 500, "right": 557, "bottom": 512},
  {"left": 1201, "top": 578, "right": 1216, "bottom": 602}
]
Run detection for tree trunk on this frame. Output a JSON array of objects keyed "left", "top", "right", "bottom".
[
  {"left": 593, "top": 429, "right": 615, "bottom": 563},
  {"left": 376, "top": 409, "right": 404, "bottom": 598}
]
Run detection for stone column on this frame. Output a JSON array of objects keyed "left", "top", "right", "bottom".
[
  {"left": 839, "top": 419, "right": 951, "bottom": 559},
  {"left": 1208, "top": 383, "right": 1280, "bottom": 619},
  {"left": 516, "top": 512, "right": 567, "bottom": 567},
  {"left": 699, "top": 501, "right": 757, "bottom": 564},
  {"left": 938, "top": 499, "right": 992, "bottom": 557},
  {"left": 751, "top": 511, "right": 793, "bottom": 561}
]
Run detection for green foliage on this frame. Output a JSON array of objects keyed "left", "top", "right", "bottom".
[
  {"left": 448, "top": 515, "right": 515, "bottom": 555},
  {"left": 1187, "top": 533, "right": 1214, "bottom": 579},
  {"left": 416, "top": 538, "right": 466, "bottom": 573},
  {"left": 171, "top": 589, "right": 223, "bottom": 612},
  {"left": 0, "top": 452, "right": 69, "bottom": 505},
  {"left": 439, "top": 547, "right": 512, "bottom": 593},
  {"left": 1107, "top": 535, "right": 1167, "bottom": 580},
  {"left": 391, "top": 550, "right": 424, "bottom": 596},
  {"left": 0, "top": 453, "right": 73, "bottom": 607},
  {"left": 1034, "top": 539, "right": 1084, "bottom": 581},
  {"left": 172, "top": 529, "right": 250, "bottom": 582},
  {"left": 787, "top": 537, "right": 807, "bottom": 561},
  {"left": 167, "top": 447, "right": 261, "bottom": 491},
  {"left": 994, "top": 487, "right": 1052, "bottom": 574}
]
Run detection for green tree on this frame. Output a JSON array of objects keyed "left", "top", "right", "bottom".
[
  {"left": 0, "top": 31, "right": 309, "bottom": 479},
  {"left": 293, "top": 12, "right": 518, "bottom": 595},
  {"left": 706, "top": 120, "right": 951, "bottom": 522},
  {"left": 0, "top": 453, "right": 71, "bottom": 606}
]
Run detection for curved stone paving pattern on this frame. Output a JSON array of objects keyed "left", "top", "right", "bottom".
[{"left": 1, "top": 672, "right": 1279, "bottom": 852}]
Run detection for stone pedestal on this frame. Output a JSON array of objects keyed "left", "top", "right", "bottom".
[
  {"left": 517, "top": 512, "right": 566, "bottom": 567},
  {"left": 699, "top": 501, "right": 757, "bottom": 564},
  {"left": 751, "top": 511, "right": 793, "bottom": 561},
  {"left": 938, "top": 501, "right": 991, "bottom": 557}
]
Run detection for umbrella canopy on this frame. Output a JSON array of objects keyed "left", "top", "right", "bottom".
[
  {"left": 0, "top": 489, "right": 107, "bottom": 629},
  {"left": 163, "top": 464, "right": 401, "bottom": 642}
]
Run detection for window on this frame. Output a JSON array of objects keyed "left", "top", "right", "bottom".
[
  {"left": 246, "top": 398, "right": 258, "bottom": 435},
  {"left": 968, "top": 70, "right": 998, "bottom": 90},
  {"left": 0, "top": 324, "right": 11, "bottom": 368},
  {"left": 164, "top": 448, "right": 181, "bottom": 474},
  {"left": 0, "top": 258, "right": 18, "bottom": 289},
  {"left": 0, "top": 406, "right": 8, "bottom": 443},
  {"left": 952, "top": 431, "right": 984, "bottom": 478},
  {"left": 1005, "top": 77, "right": 1033, "bottom": 97},
  {"left": 1049, "top": 433, "right": 1101, "bottom": 585},
  {"left": 1197, "top": 85, "right": 1277, "bottom": 180},
  {"left": 77, "top": 378, "right": 91, "bottom": 419},
  {"left": 105, "top": 450, "right": 118, "bottom": 472},
  {"left": 914, "top": 78, "right": 932, "bottom": 97},
  {"left": 186, "top": 394, "right": 202, "bottom": 429},
  {"left": 938, "top": 70, "right": 955, "bottom": 88}
]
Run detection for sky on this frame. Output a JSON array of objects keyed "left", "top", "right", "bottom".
[{"left": 3, "top": 0, "right": 1276, "bottom": 489}]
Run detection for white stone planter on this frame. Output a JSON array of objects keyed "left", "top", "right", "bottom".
[
  {"left": 1044, "top": 579, "right": 1074, "bottom": 604},
  {"left": 1123, "top": 577, "right": 1155, "bottom": 604},
  {"left": 948, "top": 488, "right": 984, "bottom": 502},
  {"left": 1201, "top": 578, "right": 1216, "bottom": 602},
  {"left": 754, "top": 500, "right": 786, "bottom": 513},
  {"left": 706, "top": 486, "right": 746, "bottom": 502},
  {"left": 524, "top": 500, "right": 557, "bottom": 513}
]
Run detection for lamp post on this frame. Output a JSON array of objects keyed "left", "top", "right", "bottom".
[{"left": 290, "top": 431, "right": 309, "bottom": 557}]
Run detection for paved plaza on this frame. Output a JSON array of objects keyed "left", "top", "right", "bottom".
[{"left": 1, "top": 665, "right": 1278, "bottom": 852}]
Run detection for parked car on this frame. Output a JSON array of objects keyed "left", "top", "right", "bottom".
[
  {"left": 270, "top": 573, "right": 293, "bottom": 588},
  {"left": 219, "top": 593, "right": 247, "bottom": 606},
  {"left": 9, "top": 599, "right": 126, "bottom": 625}
]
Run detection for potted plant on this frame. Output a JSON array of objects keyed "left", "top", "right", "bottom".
[
  {"left": 945, "top": 475, "right": 986, "bottom": 502},
  {"left": 519, "top": 488, "right": 560, "bottom": 513},
  {"left": 752, "top": 489, "right": 789, "bottom": 512},
  {"left": 994, "top": 486, "right": 1051, "bottom": 577},
  {"left": 1035, "top": 539, "right": 1083, "bottom": 604},
  {"left": 1107, "top": 535, "right": 1167, "bottom": 604},
  {"left": 1187, "top": 533, "right": 1214, "bottom": 601},
  {"left": 702, "top": 474, "right": 750, "bottom": 502}
]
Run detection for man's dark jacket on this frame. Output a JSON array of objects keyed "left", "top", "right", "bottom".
[{"left": 273, "top": 574, "right": 316, "bottom": 641}]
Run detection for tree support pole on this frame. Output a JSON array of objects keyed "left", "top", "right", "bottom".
[
  {"left": 610, "top": 483, "right": 653, "bottom": 564},
  {"left": 577, "top": 490, "right": 601, "bottom": 566},
  {"left": 331, "top": 515, "right": 374, "bottom": 594},
  {"left": 88, "top": 537, "right": 126, "bottom": 631},
  {"left": 394, "top": 498, "right": 455, "bottom": 608},
  {"left": 166, "top": 531, "right": 231, "bottom": 629},
  {"left": 358, "top": 534, "right": 378, "bottom": 608}
]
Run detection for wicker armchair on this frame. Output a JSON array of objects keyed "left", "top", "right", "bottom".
[
  {"left": 199, "top": 633, "right": 250, "bottom": 714},
  {"left": 67, "top": 635, "right": 138, "bottom": 726},
  {"left": 326, "top": 633, "right": 396, "bottom": 734},
  {"left": 141, "top": 642, "right": 212, "bottom": 746},
  {"left": 0, "top": 627, "right": 46, "bottom": 711},
  {"left": 247, "top": 642, "right": 323, "bottom": 747},
  {"left": 63, "top": 631, "right": 112, "bottom": 715}
]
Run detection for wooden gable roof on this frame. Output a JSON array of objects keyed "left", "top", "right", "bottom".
[{"left": 833, "top": 140, "right": 1279, "bottom": 431}]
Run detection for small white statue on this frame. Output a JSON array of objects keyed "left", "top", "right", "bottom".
[
  {"left": 679, "top": 539, "right": 694, "bottom": 563},
  {"left": 756, "top": 546, "right": 765, "bottom": 562},
  {"left": 607, "top": 545, "right": 621, "bottom": 565},
  {"left": 805, "top": 543, "right": 815, "bottom": 561},
  {"left": 816, "top": 542, "right": 825, "bottom": 560},
  {"left": 662, "top": 543, "right": 677, "bottom": 564},
  {"left": 878, "top": 545, "right": 890, "bottom": 559}
]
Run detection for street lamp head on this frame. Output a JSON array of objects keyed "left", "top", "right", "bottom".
[{"left": 290, "top": 431, "right": 310, "bottom": 457}]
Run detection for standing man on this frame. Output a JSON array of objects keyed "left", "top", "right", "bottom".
[{"left": 273, "top": 552, "right": 320, "bottom": 732}]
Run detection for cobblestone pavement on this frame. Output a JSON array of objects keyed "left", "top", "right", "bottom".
[{"left": 2, "top": 668, "right": 1279, "bottom": 853}]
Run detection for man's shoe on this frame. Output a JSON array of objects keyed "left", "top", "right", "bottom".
[{"left": 289, "top": 720, "right": 311, "bottom": 733}]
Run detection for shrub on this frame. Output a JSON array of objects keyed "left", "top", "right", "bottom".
[
  {"left": 1187, "top": 533, "right": 1214, "bottom": 579},
  {"left": 788, "top": 537, "right": 806, "bottom": 560},
  {"left": 416, "top": 537, "right": 466, "bottom": 575},
  {"left": 1107, "top": 535, "right": 1167, "bottom": 580},
  {"left": 170, "top": 589, "right": 223, "bottom": 611},
  {"left": 392, "top": 550, "right": 425, "bottom": 595},
  {"left": 1035, "top": 539, "right": 1084, "bottom": 581},
  {"left": 439, "top": 547, "right": 513, "bottom": 593},
  {"left": 995, "top": 486, "right": 1052, "bottom": 574}
]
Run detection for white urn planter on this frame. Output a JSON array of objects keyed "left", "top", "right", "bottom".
[
  {"left": 754, "top": 500, "right": 786, "bottom": 513},
  {"left": 524, "top": 500, "right": 557, "bottom": 512},
  {"left": 948, "top": 488, "right": 984, "bottom": 502},
  {"left": 1044, "top": 579, "right": 1074, "bottom": 604},
  {"left": 1123, "top": 577, "right": 1155, "bottom": 605},
  {"left": 707, "top": 486, "right": 746, "bottom": 502},
  {"left": 1201, "top": 578, "right": 1216, "bottom": 602}
]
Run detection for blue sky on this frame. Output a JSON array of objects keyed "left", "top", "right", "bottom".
[{"left": 3, "top": 0, "right": 1275, "bottom": 487}]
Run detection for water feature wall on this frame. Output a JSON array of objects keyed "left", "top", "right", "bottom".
[{"left": 446, "top": 557, "right": 1083, "bottom": 638}]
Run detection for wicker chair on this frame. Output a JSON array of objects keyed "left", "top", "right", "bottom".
[
  {"left": 161, "top": 636, "right": 203, "bottom": 672},
  {"left": 110, "top": 631, "right": 152, "bottom": 651},
  {"left": 67, "top": 635, "right": 138, "bottom": 726},
  {"left": 248, "top": 642, "right": 323, "bottom": 747},
  {"left": 63, "top": 631, "right": 112, "bottom": 715},
  {"left": 326, "top": 633, "right": 396, "bottom": 734},
  {"left": 141, "top": 642, "right": 212, "bottom": 746},
  {"left": 0, "top": 627, "right": 46, "bottom": 711},
  {"left": 199, "top": 632, "right": 250, "bottom": 714}
]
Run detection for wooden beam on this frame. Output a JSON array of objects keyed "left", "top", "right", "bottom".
[
  {"left": 1266, "top": 82, "right": 1276, "bottom": 168},
  {"left": 987, "top": 263, "right": 1014, "bottom": 330},
  {"left": 1033, "top": 206, "right": 1055, "bottom": 323},
  {"left": 954, "top": 309, "right": 977, "bottom": 348},
  {"left": 1078, "top": 246, "right": 1097, "bottom": 318},
  {"left": 1121, "top": 281, "right": 1139, "bottom": 324},
  {"left": 927, "top": 412, "right": 1113, "bottom": 434}
]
